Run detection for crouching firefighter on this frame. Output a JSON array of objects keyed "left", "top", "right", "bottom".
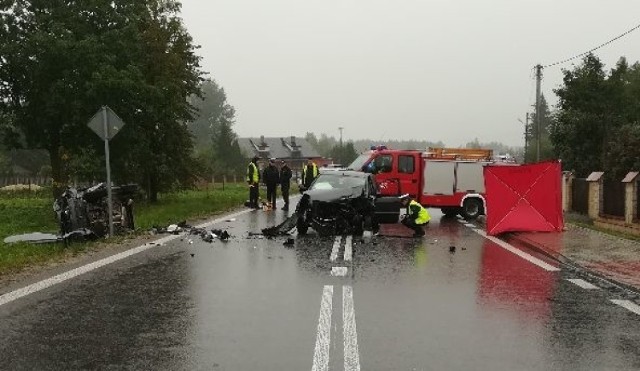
[{"left": 399, "top": 194, "right": 430, "bottom": 237}]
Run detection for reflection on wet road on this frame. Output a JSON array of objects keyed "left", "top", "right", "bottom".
[{"left": 0, "top": 208, "right": 639, "bottom": 370}]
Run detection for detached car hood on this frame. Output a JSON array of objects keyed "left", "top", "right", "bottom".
[{"left": 304, "top": 187, "right": 363, "bottom": 203}]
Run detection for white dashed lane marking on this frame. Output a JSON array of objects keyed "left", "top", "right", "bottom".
[
  {"left": 330, "top": 236, "right": 343, "bottom": 262},
  {"left": 344, "top": 235, "right": 353, "bottom": 262},
  {"left": 331, "top": 267, "right": 348, "bottom": 277},
  {"left": 311, "top": 285, "right": 334, "bottom": 371},
  {"left": 567, "top": 278, "right": 599, "bottom": 290},
  {"left": 611, "top": 299, "right": 640, "bottom": 316}
]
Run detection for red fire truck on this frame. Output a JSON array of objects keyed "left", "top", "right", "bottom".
[{"left": 346, "top": 146, "right": 510, "bottom": 221}]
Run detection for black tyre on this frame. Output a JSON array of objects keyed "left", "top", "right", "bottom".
[
  {"left": 440, "top": 207, "right": 460, "bottom": 218},
  {"left": 353, "top": 215, "right": 364, "bottom": 236},
  {"left": 297, "top": 220, "right": 309, "bottom": 235},
  {"left": 461, "top": 198, "right": 483, "bottom": 220}
]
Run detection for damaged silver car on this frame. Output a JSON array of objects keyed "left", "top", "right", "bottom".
[{"left": 295, "top": 171, "right": 383, "bottom": 236}]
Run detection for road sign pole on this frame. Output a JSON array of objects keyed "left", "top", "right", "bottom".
[{"left": 102, "top": 107, "right": 114, "bottom": 237}]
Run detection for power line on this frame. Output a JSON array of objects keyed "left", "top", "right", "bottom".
[{"left": 543, "top": 21, "right": 640, "bottom": 68}]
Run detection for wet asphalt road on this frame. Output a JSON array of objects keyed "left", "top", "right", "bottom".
[{"left": 0, "top": 207, "right": 639, "bottom": 370}]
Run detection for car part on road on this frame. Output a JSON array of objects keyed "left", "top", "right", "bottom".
[
  {"left": 151, "top": 222, "right": 231, "bottom": 243},
  {"left": 261, "top": 212, "right": 300, "bottom": 237}
]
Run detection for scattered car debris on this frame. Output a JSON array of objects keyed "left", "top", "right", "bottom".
[{"left": 150, "top": 222, "right": 231, "bottom": 243}]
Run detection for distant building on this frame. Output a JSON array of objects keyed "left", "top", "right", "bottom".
[{"left": 237, "top": 136, "right": 330, "bottom": 173}]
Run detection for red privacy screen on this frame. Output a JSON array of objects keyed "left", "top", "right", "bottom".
[{"left": 483, "top": 161, "right": 564, "bottom": 236}]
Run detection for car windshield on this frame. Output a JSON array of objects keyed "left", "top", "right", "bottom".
[
  {"left": 310, "top": 174, "right": 365, "bottom": 190},
  {"left": 346, "top": 154, "right": 371, "bottom": 170}
]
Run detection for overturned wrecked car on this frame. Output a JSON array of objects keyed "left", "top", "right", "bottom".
[
  {"left": 54, "top": 183, "right": 137, "bottom": 238},
  {"left": 295, "top": 171, "right": 398, "bottom": 236}
]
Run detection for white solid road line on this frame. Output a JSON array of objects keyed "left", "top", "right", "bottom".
[
  {"left": 611, "top": 299, "right": 640, "bottom": 316},
  {"left": 470, "top": 228, "right": 560, "bottom": 272},
  {"left": 0, "top": 208, "right": 254, "bottom": 308},
  {"left": 344, "top": 235, "right": 353, "bottom": 261},
  {"left": 567, "top": 278, "right": 600, "bottom": 290},
  {"left": 343, "top": 285, "right": 361, "bottom": 371},
  {"left": 330, "top": 236, "right": 342, "bottom": 262},
  {"left": 312, "top": 285, "right": 334, "bottom": 371},
  {"left": 331, "top": 267, "right": 348, "bottom": 277}
]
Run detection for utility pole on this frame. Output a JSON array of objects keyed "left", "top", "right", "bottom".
[
  {"left": 338, "top": 127, "right": 344, "bottom": 164},
  {"left": 525, "top": 112, "right": 530, "bottom": 163},
  {"left": 519, "top": 113, "right": 530, "bottom": 163},
  {"left": 535, "top": 64, "right": 543, "bottom": 162}
]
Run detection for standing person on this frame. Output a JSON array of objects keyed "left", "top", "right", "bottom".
[
  {"left": 246, "top": 156, "right": 260, "bottom": 209},
  {"left": 263, "top": 158, "right": 280, "bottom": 209},
  {"left": 398, "top": 194, "right": 430, "bottom": 237},
  {"left": 279, "top": 160, "right": 292, "bottom": 211},
  {"left": 302, "top": 158, "right": 319, "bottom": 190}
]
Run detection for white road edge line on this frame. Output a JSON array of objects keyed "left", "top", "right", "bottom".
[
  {"left": 330, "top": 236, "right": 343, "bottom": 262},
  {"left": 312, "top": 285, "right": 334, "bottom": 371},
  {"left": 470, "top": 228, "right": 560, "bottom": 272},
  {"left": 343, "top": 285, "right": 361, "bottom": 371},
  {"left": 331, "top": 267, "right": 348, "bottom": 277},
  {"left": 0, "top": 208, "right": 253, "bottom": 308},
  {"left": 567, "top": 278, "right": 599, "bottom": 290},
  {"left": 611, "top": 299, "right": 640, "bottom": 316},
  {"left": 344, "top": 235, "right": 353, "bottom": 262}
]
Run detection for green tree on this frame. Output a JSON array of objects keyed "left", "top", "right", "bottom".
[
  {"left": 526, "top": 94, "right": 555, "bottom": 163},
  {"left": 0, "top": 1, "right": 203, "bottom": 200},
  {"left": 188, "top": 80, "right": 230, "bottom": 151},
  {"left": 550, "top": 54, "right": 639, "bottom": 178},
  {"left": 329, "top": 141, "right": 358, "bottom": 165},
  {"left": 211, "top": 105, "right": 245, "bottom": 177},
  {"left": 305, "top": 132, "right": 319, "bottom": 151}
]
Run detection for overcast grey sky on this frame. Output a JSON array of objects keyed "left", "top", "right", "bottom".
[{"left": 180, "top": 0, "right": 640, "bottom": 147}]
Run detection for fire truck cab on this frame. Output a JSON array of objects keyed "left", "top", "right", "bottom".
[{"left": 347, "top": 146, "right": 498, "bottom": 222}]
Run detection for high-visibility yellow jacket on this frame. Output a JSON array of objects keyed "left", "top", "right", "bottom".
[
  {"left": 408, "top": 200, "right": 430, "bottom": 225},
  {"left": 247, "top": 162, "right": 259, "bottom": 183},
  {"left": 302, "top": 163, "right": 319, "bottom": 186}
]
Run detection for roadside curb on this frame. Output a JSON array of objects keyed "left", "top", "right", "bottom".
[{"left": 503, "top": 233, "right": 640, "bottom": 299}]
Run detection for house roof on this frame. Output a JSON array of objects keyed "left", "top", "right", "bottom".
[{"left": 237, "top": 136, "right": 320, "bottom": 159}]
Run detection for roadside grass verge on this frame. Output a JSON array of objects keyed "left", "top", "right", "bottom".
[
  {"left": 0, "top": 185, "right": 247, "bottom": 277},
  {"left": 134, "top": 185, "right": 246, "bottom": 229}
]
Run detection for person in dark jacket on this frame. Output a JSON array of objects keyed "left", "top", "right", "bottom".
[
  {"left": 279, "top": 160, "right": 293, "bottom": 211},
  {"left": 263, "top": 158, "right": 280, "bottom": 209}
]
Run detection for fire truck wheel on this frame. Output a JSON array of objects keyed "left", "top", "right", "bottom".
[
  {"left": 440, "top": 207, "right": 460, "bottom": 217},
  {"left": 461, "top": 198, "right": 483, "bottom": 220}
]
